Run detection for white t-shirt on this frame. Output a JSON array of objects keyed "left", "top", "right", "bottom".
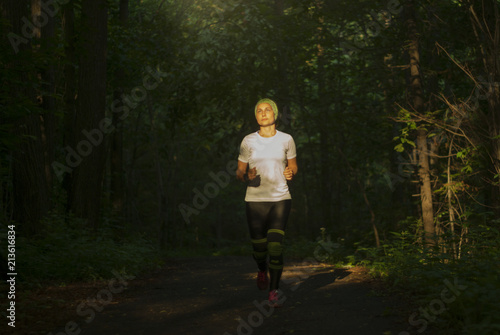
[{"left": 238, "top": 130, "right": 297, "bottom": 202}]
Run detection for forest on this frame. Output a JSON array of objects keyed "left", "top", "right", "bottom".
[{"left": 1, "top": 0, "right": 500, "bottom": 333}]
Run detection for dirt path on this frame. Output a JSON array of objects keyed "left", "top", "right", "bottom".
[{"left": 19, "top": 256, "right": 426, "bottom": 335}]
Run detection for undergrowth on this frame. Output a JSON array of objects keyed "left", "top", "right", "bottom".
[
  {"left": 7, "top": 212, "right": 498, "bottom": 335},
  {"left": 356, "top": 223, "right": 500, "bottom": 335},
  {"left": 2, "top": 213, "right": 164, "bottom": 286}
]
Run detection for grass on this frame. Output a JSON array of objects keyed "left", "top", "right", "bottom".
[
  {"left": 4, "top": 214, "right": 499, "bottom": 335},
  {"left": 0, "top": 216, "right": 164, "bottom": 287},
  {"left": 360, "top": 226, "right": 500, "bottom": 335}
]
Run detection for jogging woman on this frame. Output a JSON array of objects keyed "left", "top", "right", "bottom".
[{"left": 236, "top": 98, "right": 298, "bottom": 307}]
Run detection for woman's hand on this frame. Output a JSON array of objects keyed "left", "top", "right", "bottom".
[
  {"left": 284, "top": 158, "right": 298, "bottom": 181},
  {"left": 284, "top": 166, "right": 294, "bottom": 181},
  {"left": 236, "top": 161, "right": 259, "bottom": 184},
  {"left": 247, "top": 167, "right": 257, "bottom": 181}
]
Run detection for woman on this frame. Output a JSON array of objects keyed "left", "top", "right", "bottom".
[{"left": 236, "top": 98, "right": 298, "bottom": 307}]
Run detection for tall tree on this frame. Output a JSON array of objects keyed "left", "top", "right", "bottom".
[
  {"left": 34, "top": 0, "right": 57, "bottom": 197},
  {"left": 110, "top": 0, "right": 129, "bottom": 217},
  {"left": 3, "top": 0, "right": 51, "bottom": 236},
  {"left": 62, "top": 0, "right": 77, "bottom": 212},
  {"left": 405, "top": 0, "right": 435, "bottom": 245},
  {"left": 468, "top": 0, "right": 500, "bottom": 216},
  {"left": 68, "top": 0, "right": 108, "bottom": 228}
]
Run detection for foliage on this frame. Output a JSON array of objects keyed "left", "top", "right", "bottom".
[
  {"left": 1, "top": 214, "right": 163, "bottom": 285},
  {"left": 362, "top": 219, "right": 500, "bottom": 334}
]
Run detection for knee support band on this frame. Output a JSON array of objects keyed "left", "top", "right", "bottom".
[
  {"left": 268, "top": 241, "right": 283, "bottom": 256},
  {"left": 251, "top": 238, "right": 268, "bottom": 271},
  {"left": 268, "top": 242, "right": 283, "bottom": 270}
]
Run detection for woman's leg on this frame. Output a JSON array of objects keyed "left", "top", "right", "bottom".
[
  {"left": 266, "top": 199, "right": 292, "bottom": 291},
  {"left": 246, "top": 202, "right": 272, "bottom": 272}
]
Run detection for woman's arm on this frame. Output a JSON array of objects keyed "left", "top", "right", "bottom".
[
  {"left": 284, "top": 157, "right": 298, "bottom": 181},
  {"left": 236, "top": 160, "right": 247, "bottom": 182},
  {"left": 236, "top": 160, "right": 249, "bottom": 182},
  {"left": 237, "top": 160, "right": 257, "bottom": 182}
]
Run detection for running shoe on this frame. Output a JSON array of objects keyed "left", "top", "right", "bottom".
[
  {"left": 257, "top": 270, "right": 269, "bottom": 290},
  {"left": 268, "top": 289, "right": 283, "bottom": 308}
]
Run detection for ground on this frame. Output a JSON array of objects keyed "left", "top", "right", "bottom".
[{"left": 10, "top": 256, "right": 434, "bottom": 335}]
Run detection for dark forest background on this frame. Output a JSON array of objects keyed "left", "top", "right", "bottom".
[{"left": 1, "top": 0, "right": 500, "bottom": 333}]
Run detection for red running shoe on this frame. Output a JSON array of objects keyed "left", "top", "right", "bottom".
[
  {"left": 268, "top": 289, "right": 283, "bottom": 308},
  {"left": 257, "top": 270, "right": 269, "bottom": 290}
]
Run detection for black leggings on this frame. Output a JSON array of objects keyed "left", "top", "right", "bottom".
[{"left": 246, "top": 200, "right": 292, "bottom": 290}]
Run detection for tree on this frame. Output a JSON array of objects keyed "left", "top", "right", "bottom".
[
  {"left": 110, "top": 0, "right": 129, "bottom": 217},
  {"left": 67, "top": 0, "right": 108, "bottom": 229},
  {"left": 467, "top": 0, "right": 500, "bottom": 216},
  {"left": 61, "top": 0, "right": 76, "bottom": 213},
  {"left": 404, "top": 0, "right": 435, "bottom": 246},
  {"left": 2, "top": 0, "right": 52, "bottom": 236}
]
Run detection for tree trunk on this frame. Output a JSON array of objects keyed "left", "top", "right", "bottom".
[
  {"left": 68, "top": 0, "right": 108, "bottom": 229},
  {"left": 417, "top": 129, "right": 435, "bottom": 245},
  {"left": 61, "top": 0, "right": 76, "bottom": 210},
  {"left": 147, "top": 99, "right": 168, "bottom": 249},
  {"left": 21, "top": 0, "right": 58, "bottom": 195},
  {"left": 110, "top": 0, "right": 128, "bottom": 217},
  {"left": 469, "top": 0, "right": 500, "bottom": 216},
  {"left": 447, "top": 136, "right": 457, "bottom": 258},
  {"left": 4, "top": 0, "right": 51, "bottom": 236},
  {"left": 406, "top": 0, "right": 435, "bottom": 245},
  {"left": 36, "top": 0, "right": 56, "bottom": 215}
]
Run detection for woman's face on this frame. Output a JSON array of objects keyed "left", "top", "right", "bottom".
[{"left": 255, "top": 103, "right": 275, "bottom": 126}]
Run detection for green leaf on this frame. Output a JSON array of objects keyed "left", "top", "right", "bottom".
[{"left": 406, "top": 140, "right": 416, "bottom": 147}]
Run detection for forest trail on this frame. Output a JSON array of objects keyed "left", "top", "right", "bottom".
[{"left": 22, "top": 256, "right": 427, "bottom": 335}]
